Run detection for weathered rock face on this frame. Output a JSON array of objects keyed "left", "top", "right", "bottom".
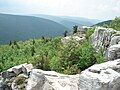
[
  {"left": 90, "top": 27, "right": 120, "bottom": 61},
  {"left": 26, "top": 69, "right": 79, "bottom": 90},
  {"left": 105, "top": 44, "right": 120, "bottom": 61},
  {"left": 0, "top": 63, "right": 33, "bottom": 90},
  {"left": 26, "top": 69, "right": 47, "bottom": 90},
  {"left": 79, "top": 59, "right": 120, "bottom": 90},
  {"left": 91, "top": 27, "right": 116, "bottom": 51},
  {"left": 110, "top": 35, "right": 120, "bottom": 46},
  {"left": 0, "top": 64, "right": 79, "bottom": 90}
]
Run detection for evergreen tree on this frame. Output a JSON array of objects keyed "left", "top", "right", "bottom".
[
  {"left": 9, "top": 41, "right": 12, "bottom": 46},
  {"left": 73, "top": 25, "right": 78, "bottom": 34},
  {"left": 63, "top": 30, "right": 68, "bottom": 37},
  {"left": 31, "top": 46, "right": 36, "bottom": 56},
  {"left": 32, "top": 39, "right": 35, "bottom": 45}
]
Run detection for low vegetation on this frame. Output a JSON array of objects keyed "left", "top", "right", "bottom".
[{"left": 0, "top": 27, "right": 105, "bottom": 74}]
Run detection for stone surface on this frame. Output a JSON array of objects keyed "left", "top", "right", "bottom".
[
  {"left": 1, "top": 71, "right": 16, "bottom": 79},
  {"left": 105, "top": 44, "right": 120, "bottom": 61},
  {"left": 11, "top": 74, "right": 28, "bottom": 90},
  {"left": 7, "top": 63, "right": 28, "bottom": 75},
  {"left": 26, "top": 69, "right": 47, "bottom": 90},
  {"left": 26, "top": 69, "right": 79, "bottom": 90},
  {"left": 61, "top": 35, "right": 85, "bottom": 44},
  {"left": 22, "top": 63, "right": 33, "bottom": 74},
  {"left": 79, "top": 59, "right": 120, "bottom": 90},
  {"left": 110, "top": 36, "right": 120, "bottom": 46},
  {"left": 90, "top": 27, "right": 116, "bottom": 51}
]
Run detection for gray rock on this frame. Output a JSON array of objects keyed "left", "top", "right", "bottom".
[
  {"left": 79, "top": 59, "right": 120, "bottom": 90},
  {"left": 90, "top": 27, "right": 116, "bottom": 51},
  {"left": 61, "top": 35, "right": 85, "bottom": 44},
  {"left": 22, "top": 64, "right": 33, "bottom": 74},
  {"left": 105, "top": 44, "right": 120, "bottom": 61},
  {"left": 7, "top": 63, "right": 28, "bottom": 75},
  {"left": 0, "top": 79, "right": 12, "bottom": 90},
  {"left": 1, "top": 71, "right": 16, "bottom": 79},
  {"left": 110, "top": 35, "right": 120, "bottom": 46},
  {"left": 26, "top": 69, "right": 79, "bottom": 90},
  {"left": 11, "top": 74, "right": 28, "bottom": 90},
  {"left": 26, "top": 69, "right": 47, "bottom": 90}
]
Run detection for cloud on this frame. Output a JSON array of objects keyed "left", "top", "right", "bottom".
[{"left": 0, "top": 0, "right": 119, "bottom": 20}]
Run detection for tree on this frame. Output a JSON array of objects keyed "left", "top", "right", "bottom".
[
  {"left": 9, "top": 41, "right": 12, "bottom": 46},
  {"left": 63, "top": 30, "right": 68, "bottom": 37},
  {"left": 110, "top": 17, "right": 120, "bottom": 31},
  {"left": 13, "top": 40, "right": 20, "bottom": 49},
  {"left": 42, "top": 36, "right": 45, "bottom": 40},
  {"left": 31, "top": 46, "right": 36, "bottom": 56},
  {"left": 73, "top": 25, "right": 78, "bottom": 34},
  {"left": 32, "top": 39, "right": 35, "bottom": 45}
]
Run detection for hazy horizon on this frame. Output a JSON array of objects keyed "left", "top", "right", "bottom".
[{"left": 0, "top": 0, "right": 120, "bottom": 20}]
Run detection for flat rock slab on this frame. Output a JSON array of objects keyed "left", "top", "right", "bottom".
[{"left": 79, "top": 59, "right": 120, "bottom": 90}]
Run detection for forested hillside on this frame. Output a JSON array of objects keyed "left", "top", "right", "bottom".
[{"left": 0, "top": 13, "right": 69, "bottom": 44}]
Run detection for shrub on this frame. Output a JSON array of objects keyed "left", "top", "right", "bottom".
[
  {"left": 76, "top": 41, "right": 96, "bottom": 70},
  {"left": 86, "top": 28, "right": 94, "bottom": 40}
]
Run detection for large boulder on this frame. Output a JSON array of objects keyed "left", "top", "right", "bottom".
[
  {"left": 90, "top": 27, "right": 116, "bottom": 51},
  {"left": 110, "top": 35, "right": 120, "bottom": 46},
  {"left": 79, "top": 59, "right": 120, "bottom": 90},
  {"left": 26, "top": 69, "right": 79, "bottom": 90},
  {"left": 105, "top": 44, "right": 120, "bottom": 61},
  {"left": 26, "top": 69, "right": 47, "bottom": 90},
  {"left": 1, "top": 63, "right": 33, "bottom": 79}
]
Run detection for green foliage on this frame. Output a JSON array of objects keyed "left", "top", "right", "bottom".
[
  {"left": 95, "top": 48, "right": 104, "bottom": 64},
  {"left": 110, "top": 17, "right": 120, "bottom": 31},
  {"left": 86, "top": 28, "right": 94, "bottom": 40},
  {"left": 0, "top": 33, "right": 104, "bottom": 74},
  {"left": 94, "top": 17, "right": 120, "bottom": 31},
  {"left": 76, "top": 41, "right": 96, "bottom": 70}
]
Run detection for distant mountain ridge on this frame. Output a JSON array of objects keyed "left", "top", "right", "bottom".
[
  {"left": 93, "top": 20, "right": 112, "bottom": 26},
  {"left": 31, "top": 14, "right": 101, "bottom": 29},
  {"left": 0, "top": 13, "right": 69, "bottom": 44}
]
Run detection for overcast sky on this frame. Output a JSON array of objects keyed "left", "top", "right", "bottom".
[{"left": 0, "top": 0, "right": 120, "bottom": 20}]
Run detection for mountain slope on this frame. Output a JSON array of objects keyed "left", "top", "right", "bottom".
[
  {"left": 93, "top": 20, "right": 112, "bottom": 26},
  {"left": 0, "top": 13, "right": 69, "bottom": 44},
  {"left": 32, "top": 14, "right": 101, "bottom": 29}
]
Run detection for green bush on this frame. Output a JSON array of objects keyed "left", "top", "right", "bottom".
[
  {"left": 86, "top": 28, "right": 94, "bottom": 40},
  {"left": 76, "top": 41, "right": 96, "bottom": 70}
]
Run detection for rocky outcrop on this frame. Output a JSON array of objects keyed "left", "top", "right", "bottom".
[
  {"left": 0, "top": 64, "right": 79, "bottom": 90},
  {"left": 90, "top": 27, "right": 120, "bottom": 61},
  {"left": 79, "top": 59, "right": 120, "bottom": 90},
  {"left": 26, "top": 69, "right": 79, "bottom": 90},
  {"left": 1, "top": 60, "right": 120, "bottom": 90},
  {"left": 61, "top": 35, "right": 85, "bottom": 44},
  {"left": 105, "top": 44, "right": 120, "bottom": 61},
  {"left": 0, "top": 63, "right": 33, "bottom": 90},
  {"left": 91, "top": 27, "right": 116, "bottom": 51},
  {"left": 26, "top": 69, "right": 47, "bottom": 90}
]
